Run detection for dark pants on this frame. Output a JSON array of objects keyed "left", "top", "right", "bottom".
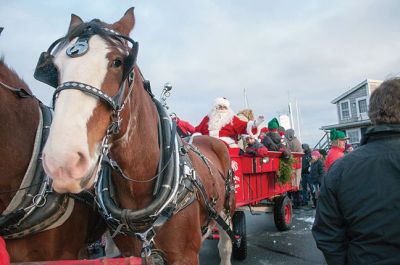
[
  {"left": 311, "top": 181, "right": 321, "bottom": 207},
  {"left": 301, "top": 173, "right": 311, "bottom": 203}
]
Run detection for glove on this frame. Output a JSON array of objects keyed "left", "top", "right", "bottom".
[{"left": 253, "top": 115, "right": 264, "bottom": 128}]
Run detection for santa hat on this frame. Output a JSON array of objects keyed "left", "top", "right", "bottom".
[{"left": 214, "top": 97, "right": 230, "bottom": 109}]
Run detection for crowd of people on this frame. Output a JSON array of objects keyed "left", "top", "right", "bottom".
[
  {"left": 175, "top": 79, "right": 400, "bottom": 265},
  {"left": 173, "top": 96, "right": 355, "bottom": 210}
]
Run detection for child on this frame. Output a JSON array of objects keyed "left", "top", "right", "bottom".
[{"left": 244, "top": 135, "right": 268, "bottom": 157}]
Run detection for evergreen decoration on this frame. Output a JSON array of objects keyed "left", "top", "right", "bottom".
[{"left": 277, "top": 155, "right": 297, "bottom": 185}]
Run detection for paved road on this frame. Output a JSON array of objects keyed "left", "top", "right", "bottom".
[{"left": 200, "top": 207, "right": 327, "bottom": 265}]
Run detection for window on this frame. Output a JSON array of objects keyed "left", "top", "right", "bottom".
[
  {"left": 358, "top": 99, "right": 367, "bottom": 113},
  {"left": 346, "top": 129, "right": 361, "bottom": 144},
  {"left": 340, "top": 100, "right": 350, "bottom": 120}
]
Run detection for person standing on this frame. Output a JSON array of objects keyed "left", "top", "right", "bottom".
[
  {"left": 284, "top": 129, "right": 303, "bottom": 207},
  {"left": 312, "top": 78, "right": 400, "bottom": 265},
  {"left": 300, "top": 143, "right": 312, "bottom": 206},
  {"left": 344, "top": 143, "right": 354, "bottom": 154},
  {"left": 324, "top": 129, "right": 347, "bottom": 172},
  {"left": 309, "top": 150, "right": 324, "bottom": 208}
]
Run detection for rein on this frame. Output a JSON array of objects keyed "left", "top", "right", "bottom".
[
  {"left": 0, "top": 80, "right": 32, "bottom": 98},
  {"left": 0, "top": 181, "right": 44, "bottom": 195}
]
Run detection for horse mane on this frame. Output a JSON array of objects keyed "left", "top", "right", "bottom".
[{"left": 0, "top": 56, "right": 32, "bottom": 93}]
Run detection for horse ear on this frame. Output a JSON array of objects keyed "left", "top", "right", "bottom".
[
  {"left": 0, "top": 27, "right": 3, "bottom": 36},
  {"left": 112, "top": 7, "right": 135, "bottom": 35},
  {"left": 68, "top": 14, "right": 83, "bottom": 33}
]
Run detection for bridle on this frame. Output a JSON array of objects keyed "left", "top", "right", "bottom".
[{"left": 34, "top": 21, "right": 139, "bottom": 135}]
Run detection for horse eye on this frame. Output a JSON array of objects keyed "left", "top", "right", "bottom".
[{"left": 111, "top": 59, "right": 122, "bottom": 68}]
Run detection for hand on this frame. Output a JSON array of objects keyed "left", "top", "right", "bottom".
[{"left": 254, "top": 115, "right": 264, "bottom": 127}]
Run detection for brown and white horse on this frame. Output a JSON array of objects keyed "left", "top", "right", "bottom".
[
  {"left": 41, "top": 8, "right": 235, "bottom": 265},
  {"left": 0, "top": 50, "right": 104, "bottom": 261}
]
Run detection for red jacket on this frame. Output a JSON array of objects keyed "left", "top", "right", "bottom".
[
  {"left": 175, "top": 117, "right": 195, "bottom": 137},
  {"left": 195, "top": 115, "right": 249, "bottom": 140},
  {"left": 325, "top": 146, "right": 345, "bottom": 172}
]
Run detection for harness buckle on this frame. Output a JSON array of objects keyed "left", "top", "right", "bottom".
[
  {"left": 108, "top": 110, "right": 122, "bottom": 135},
  {"left": 135, "top": 227, "right": 156, "bottom": 258}
]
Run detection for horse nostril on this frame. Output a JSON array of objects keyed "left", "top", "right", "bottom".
[{"left": 76, "top": 151, "right": 88, "bottom": 167}]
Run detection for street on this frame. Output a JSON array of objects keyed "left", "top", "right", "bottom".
[{"left": 200, "top": 207, "right": 327, "bottom": 265}]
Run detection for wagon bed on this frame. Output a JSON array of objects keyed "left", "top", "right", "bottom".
[{"left": 212, "top": 150, "right": 303, "bottom": 260}]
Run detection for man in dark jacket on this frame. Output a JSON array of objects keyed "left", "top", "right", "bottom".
[
  {"left": 312, "top": 78, "right": 400, "bottom": 265},
  {"left": 300, "top": 143, "right": 312, "bottom": 205}
]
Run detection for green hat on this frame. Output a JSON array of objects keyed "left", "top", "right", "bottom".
[
  {"left": 268, "top": 118, "right": 280, "bottom": 129},
  {"left": 330, "top": 128, "right": 348, "bottom": 141}
]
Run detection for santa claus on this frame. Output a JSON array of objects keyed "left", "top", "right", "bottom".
[{"left": 195, "top": 97, "right": 264, "bottom": 148}]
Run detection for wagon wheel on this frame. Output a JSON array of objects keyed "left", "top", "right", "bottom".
[
  {"left": 232, "top": 211, "right": 247, "bottom": 260},
  {"left": 273, "top": 195, "right": 292, "bottom": 231}
]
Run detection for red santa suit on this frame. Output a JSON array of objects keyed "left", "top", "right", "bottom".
[
  {"left": 195, "top": 115, "right": 250, "bottom": 146},
  {"left": 174, "top": 117, "right": 195, "bottom": 137},
  {"left": 194, "top": 97, "right": 263, "bottom": 153}
]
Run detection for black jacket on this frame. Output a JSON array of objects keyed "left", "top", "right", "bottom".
[
  {"left": 312, "top": 124, "right": 400, "bottom": 265},
  {"left": 310, "top": 159, "right": 325, "bottom": 183},
  {"left": 302, "top": 152, "right": 311, "bottom": 174},
  {"left": 262, "top": 132, "right": 283, "bottom": 151}
]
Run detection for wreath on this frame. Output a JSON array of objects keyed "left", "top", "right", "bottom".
[{"left": 277, "top": 155, "right": 297, "bottom": 185}]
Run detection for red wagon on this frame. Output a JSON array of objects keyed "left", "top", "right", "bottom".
[{"left": 210, "top": 150, "right": 303, "bottom": 260}]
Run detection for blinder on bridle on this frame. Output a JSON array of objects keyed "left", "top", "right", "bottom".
[{"left": 34, "top": 21, "right": 139, "bottom": 112}]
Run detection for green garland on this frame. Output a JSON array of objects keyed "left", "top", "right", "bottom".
[{"left": 277, "top": 155, "right": 297, "bottom": 185}]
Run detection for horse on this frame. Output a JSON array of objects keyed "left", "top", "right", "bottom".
[
  {"left": 39, "top": 8, "right": 236, "bottom": 265},
  {"left": 0, "top": 44, "right": 104, "bottom": 261}
]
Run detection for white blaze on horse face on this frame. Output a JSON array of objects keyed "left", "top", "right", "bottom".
[{"left": 43, "top": 36, "right": 110, "bottom": 193}]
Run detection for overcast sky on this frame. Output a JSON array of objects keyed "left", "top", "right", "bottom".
[{"left": 1, "top": 1, "right": 400, "bottom": 145}]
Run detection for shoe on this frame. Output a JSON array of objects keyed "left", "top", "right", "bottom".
[{"left": 311, "top": 205, "right": 316, "bottom": 209}]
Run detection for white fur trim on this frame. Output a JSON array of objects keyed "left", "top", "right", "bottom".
[
  {"left": 218, "top": 137, "right": 239, "bottom": 148},
  {"left": 214, "top": 97, "right": 230, "bottom": 108},
  {"left": 209, "top": 130, "right": 219, "bottom": 137}
]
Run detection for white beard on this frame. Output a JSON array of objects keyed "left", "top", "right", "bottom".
[{"left": 208, "top": 108, "right": 234, "bottom": 131}]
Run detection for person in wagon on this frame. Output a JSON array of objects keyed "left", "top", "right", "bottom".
[
  {"left": 171, "top": 113, "right": 195, "bottom": 138},
  {"left": 194, "top": 97, "right": 264, "bottom": 153},
  {"left": 325, "top": 128, "right": 348, "bottom": 172},
  {"left": 243, "top": 134, "right": 268, "bottom": 157},
  {"left": 261, "top": 118, "right": 285, "bottom": 151}
]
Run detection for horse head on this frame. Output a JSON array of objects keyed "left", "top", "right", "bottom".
[{"left": 41, "top": 8, "right": 142, "bottom": 193}]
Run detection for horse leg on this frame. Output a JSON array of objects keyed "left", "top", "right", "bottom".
[{"left": 217, "top": 211, "right": 232, "bottom": 265}]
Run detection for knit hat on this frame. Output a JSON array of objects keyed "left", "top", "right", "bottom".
[
  {"left": 330, "top": 128, "right": 348, "bottom": 141},
  {"left": 311, "top": 150, "right": 321, "bottom": 158},
  {"left": 268, "top": 118, "right": 280, "bottom": 130}
]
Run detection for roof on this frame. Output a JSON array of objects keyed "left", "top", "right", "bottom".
[
  {"left": 320, "top": 119, "right": 372, "bottom": 130},
  {"left": 331, "top": 79, "right": 382, "bottom": 104}
]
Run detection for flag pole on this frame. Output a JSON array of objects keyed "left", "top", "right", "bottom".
[{"left": 244, "top": 88, "right": 249, "bottom": 108}]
